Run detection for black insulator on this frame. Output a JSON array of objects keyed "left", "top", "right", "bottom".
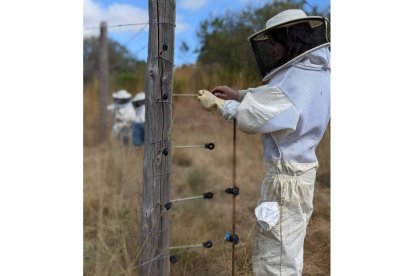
[
  {"left": 165, "top": 202, "right": 173, "bottom": 210},
  {"left": 162, "top": 94, "right": 168, "bottom": 100},
  {"left": 204, "top": 143, "right": 215, "bottom": 150},
  {"left": 203, "top": 192, "right": 213, "bottom": 199},
  {"left": 170, "top": 255, "right": 178, "bottom": 263},
  {"left": 224, "top": 232, "right": 239, "bottom": 245},
  {"left": 225, "top": 186, "right": 239, "bottom": 197},
  {"left": 232, "top": 234, "right": 239, "bottom": 244},
  {"left": 202, "top": 240, "right": 213, "bottom": 248},
  {"left": 163, "top": 44, "right": 168, "bottom": 51},
  {"left": 162, "top": 148, "right": 169, "bottom": 156}
]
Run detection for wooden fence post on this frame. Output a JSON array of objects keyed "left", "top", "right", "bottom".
[
  {"left": 140, "top": 0, "right": 175, "bottom": 275},
  {"left": 99, "top": 21, "right": 108, "bottom": 141}
]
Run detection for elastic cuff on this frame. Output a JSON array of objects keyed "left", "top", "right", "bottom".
[
  {"left": 238, "top": 90, "right": 249, "bottom": 102},
  {"left": 215, "top": 98, "right": 225, "bottom": 112}
]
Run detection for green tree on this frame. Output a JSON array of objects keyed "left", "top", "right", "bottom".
[{"left": 83, "top": 37, "right": 146, "bottom": 84}]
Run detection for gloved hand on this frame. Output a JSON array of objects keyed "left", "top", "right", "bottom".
[{"left": 197, "top": 90, "right": 225, "bottom": 111}]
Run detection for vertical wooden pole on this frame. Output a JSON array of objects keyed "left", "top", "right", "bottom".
[
  {"left": 140, "top": 1, "right": 175, "bottom": 275},
  {"left": 99, "top": 21, "right": 108, "bottom": 141}
]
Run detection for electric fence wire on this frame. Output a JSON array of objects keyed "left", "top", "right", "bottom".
[
  {"left": 84, "top": 21, "right": 176, "bottom": 30},
  {"left": 83, "top": 22, "right": 149, "bottom": 30},
  {"left": 231, "top": 118, "right": 237, "bottom": 276},
  {"left": 134, "top": 44, "right": 148, "bottom": 56},
  {"left": 123, "top": 24, "right": 148, "bottom": 48},
  {"left": 108, "top": 25, "right": 148, "bottom": 71},
  {"left": 133, "top": 239, "right": 226, "bottom": 270}
]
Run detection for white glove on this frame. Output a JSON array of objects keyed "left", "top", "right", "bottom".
[{"left": 197, "top": 90, "right": 225, "bottom": 111}]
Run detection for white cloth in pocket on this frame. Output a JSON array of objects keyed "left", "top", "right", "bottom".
[{"left": 255, "top": 201, "right": 280, "bottom": 231}]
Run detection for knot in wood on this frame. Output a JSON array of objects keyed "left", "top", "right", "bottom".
[{"left": 149, "top": 66, "right": 158, "bottom": 78}]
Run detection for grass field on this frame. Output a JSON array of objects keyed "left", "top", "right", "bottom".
[{"left": 83, "top": 67, "right": 330, "bottom": 275}]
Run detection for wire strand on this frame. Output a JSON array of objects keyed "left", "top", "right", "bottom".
[
  {"left": 170, "top": 244, "right": 203, "bottom": 250},
  {"left": 232, "top": 118, "right": 237, "bottom": 276},
  {"left": 170, "top": 195, "right": 204, "bottom": 203},
  {"left": 83, "top": 22, "right": 149, "bottom": 30},
  {"left": 124, "top": 25, "right": 148, "bottom": 47},
  {"left": 172, "top": 94, "right": 197, "bottom": 97},
  {"left": 84, "top": 21, "right": 176, "bottom": 30}
]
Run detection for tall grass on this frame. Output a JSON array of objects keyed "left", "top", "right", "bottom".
[{"left": 84, "top": 65, "right": 330, "bottom": 275}]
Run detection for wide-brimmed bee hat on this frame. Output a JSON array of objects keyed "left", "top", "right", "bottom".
[
  {"left": 248, "top": 9, "right": 330, "bottom": 81},
  {"left": 112, "top": 89, "right": 132, "bottom": 99},
  {"left": 112, "top": 89, "right": 132, "bottom": 104}
]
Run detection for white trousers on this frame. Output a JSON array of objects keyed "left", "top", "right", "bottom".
[{"left": 253, "top": 161, "right": 318, "bottom": 276}]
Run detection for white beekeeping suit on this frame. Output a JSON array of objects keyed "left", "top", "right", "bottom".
[
  {"left": 197, "top": 9, "right": 330, "bottom": 276},
  {"left": 107, "top": 90, "right": 135, "bottom": 144}
]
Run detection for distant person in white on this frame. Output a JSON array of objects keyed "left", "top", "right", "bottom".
[
  {"left": 131, "top": 92, "right": 145, "bottom": 147},
  {"left": 107, "top": 89, "right": 135, "bottom": 145}
]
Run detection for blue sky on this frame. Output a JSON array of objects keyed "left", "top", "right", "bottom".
[{"left": 83, "top": 0, "right": 330, "bottom": 65}]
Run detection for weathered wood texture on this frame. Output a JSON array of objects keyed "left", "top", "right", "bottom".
[
  {"left": 140, "top": 1, "right": 175, "bottom": 275},
  {"left": 99, "top": 21, "right": 108, "bottom": 141}
]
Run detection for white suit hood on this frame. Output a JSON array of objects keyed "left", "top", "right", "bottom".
[{"left": 294, "top": 46, "right": 330, "bottom": 71}]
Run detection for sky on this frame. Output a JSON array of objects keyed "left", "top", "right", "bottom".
[{"left": 83, "top": 0, "right": 330, "bottom": 65}]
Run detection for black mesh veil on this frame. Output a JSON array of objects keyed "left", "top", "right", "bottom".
[
  {"left": 250, "top": 18, "right": 329, "bottom": 79},
  {"left": 114, "top": 98, "right": 132, "bottom": 104}
]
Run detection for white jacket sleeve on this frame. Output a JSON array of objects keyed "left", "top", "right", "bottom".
[
  {"left": 236, "top": 86, "right": 299, "bottom": 134},
  {"left": 238, "top": 85, "right": 267, "bottom": 102},
  {"left": 221, "top": 85, "right": 269, "bottom": 119},
  {"left": 254, "top": 105, "right": 299, "bottom": 134},
  {"left": 221, "top": 100, "right": 240, "bottom": 120}
]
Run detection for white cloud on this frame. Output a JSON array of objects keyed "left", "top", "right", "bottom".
[
  {"left": 106, "top": 4, "right": 148, "bottom": 26},
  {"left": 83, "top": 0, "right": 148, "bottom": 37},
  {"left": 84, "top": 0, "right": 191, "bottom": 37},
  {"left": 180, "top": 0, "right": 207, "bottom": 10}
]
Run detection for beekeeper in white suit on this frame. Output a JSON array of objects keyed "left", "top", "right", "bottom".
[
  {"left": 107, "top": 89, "right": 135, "bottom": 144},
  {"left": 197, "top": 9, "right": 330, "bottom": 275}
]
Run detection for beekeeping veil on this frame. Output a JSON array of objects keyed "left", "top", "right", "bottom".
[{"left": 249, "top": 9, "right": 330, "bottom": 82}]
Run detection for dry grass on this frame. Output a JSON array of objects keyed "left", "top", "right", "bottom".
[{"left": 84, "top": 66, "right": 330, "bottom": 275}]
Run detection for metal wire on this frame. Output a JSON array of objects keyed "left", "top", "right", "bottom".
[
  {"left": 83, "top": 21, "right": 176, "bottom": 31},
  {"left": 149, "top": 21, "right": 176, "bottom": 27},
  {"left": 232, "top": 118, "right": 237, "bottom": 276},
  {"left": 172, "top": 145, "right": 204, "bottom": 148},
  {"left": 137, "top": 252, "right": 167, "bottom": 268},
  {"left": 152, "top": 56, "right": 174, "bottom": 66},
  {"left": 83, "top": 22, "right": 149, "bottom": 30},
  {"left": 170, "top": 195, "right": 204, "bottom": 203},
  {"left": 170, "top": 244, "right": 203, "bottom": 250},
  {"left": 123, "top": 25, "right": 147, "bottom": 47},
  {"left": 172, "top": 94, "right": 197, "bottom": 97}
]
